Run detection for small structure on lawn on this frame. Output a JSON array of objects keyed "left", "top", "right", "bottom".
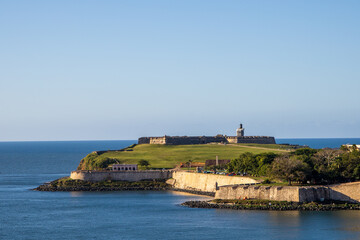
[
  {"left": 205, "top": 159, "right": 230, "bottom": 167},
  {"left": 112, "top": 164, "right": 138, "bottom": 171}
]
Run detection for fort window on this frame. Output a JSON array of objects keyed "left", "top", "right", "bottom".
[{"left": 112, "top": 164, "right": 139, "bottom": 171}]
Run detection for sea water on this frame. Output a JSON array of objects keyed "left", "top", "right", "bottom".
[{"left": 1, "top": 139, "right": 360, "bottom": 240}]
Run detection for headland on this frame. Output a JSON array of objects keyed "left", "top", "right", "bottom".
[{"left": 35, "top": 125, "right": 360, "bottom": 211}]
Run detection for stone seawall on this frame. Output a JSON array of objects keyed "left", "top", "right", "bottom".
[
  {"left": 216, "top": 182, "right": 360, "bottom": 203},
  {"left": 170, "top": 171, "right": 259, "bottom": 193},
  {"left": 329, "top": 182, "right": 360, "bottom": 203},
  {"left": 215, "top": 185, "right": 300, "bottom": 202},
  {"left": 70, "top": 170, "right": 172, "bottom": 182}
]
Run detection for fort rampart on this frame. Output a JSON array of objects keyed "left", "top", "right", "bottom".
[
  {"left": 169, "top": 171, "right": 260, "bottom": 193},
  {"left": 70, "top": 170, "right": 360, "bottom": 203},
  {"left": 215, "top": 182, "right": 360, "bottom": 203},
  {"left": 70, "top": 170, "right": 172, "bottom": 182},
  {"left": 138, "top": 136, "right": 276, "bottom": 145}
]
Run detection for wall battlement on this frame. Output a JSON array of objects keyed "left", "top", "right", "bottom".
[
  {"left": 215, "top": 182, "right": 360, "bottom": 203},
  {"left": 138, "top": 124, "right": 275, "bottom": 145},
  {"left": 169, "top": 171, "right": 259, "bottom": 193},
  {"left": 138, "top": 135, "right": 276, "bottom": 145},
  {"left": 69, "top": 170, "right": 360, "bottom": 203},
  {"left": 70, "top": 170, "right": 172, "bottom": 182}
]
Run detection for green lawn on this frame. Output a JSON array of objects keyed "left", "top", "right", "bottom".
[{"left": 77, "top": 143, "right": 290, "bottom": 170}]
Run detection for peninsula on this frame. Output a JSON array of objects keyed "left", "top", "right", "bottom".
[{"left": 35, "top": 125, "right": 360, "bottom": 211}]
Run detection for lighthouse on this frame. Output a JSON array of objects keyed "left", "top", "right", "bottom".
[{"left": 236, "top": 124, "right": 244, "bottom": 137}]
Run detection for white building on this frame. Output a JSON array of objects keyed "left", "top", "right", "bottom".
[
  {"left": 236, "top": 123, "right": 244, "bottom": 137},
  {"left": 344, "top": 144, "right": 360, "bottom": 151},
  {"left": 112, "top": 164, "right": 138, "bottom": 171}
]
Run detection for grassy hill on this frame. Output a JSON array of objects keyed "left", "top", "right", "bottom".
[{"left": 77, "top": 143, "right": 292, "bottom": 170}]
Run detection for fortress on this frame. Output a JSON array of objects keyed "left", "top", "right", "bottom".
[{"left": 138, "top": 124, "right": 276, "bottom": 145}]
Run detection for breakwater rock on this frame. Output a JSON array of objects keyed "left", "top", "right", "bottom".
[
  {"left": 181, "top": 200, "right": 360, "bottom": 211},
  {"left": 34, "top": 177, "right": 171, "bottom": 192}
]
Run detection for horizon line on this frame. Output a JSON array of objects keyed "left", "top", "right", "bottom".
[{"left": 1, "top": 137, "right": 360, "bottom": 143}]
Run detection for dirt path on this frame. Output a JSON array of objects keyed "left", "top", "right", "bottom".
[{"left": 229, "top": 144, "right": 290, "bottom": 152}]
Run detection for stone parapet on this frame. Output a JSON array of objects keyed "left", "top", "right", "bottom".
[
  {"left": 215, "top": 182, "right": 360, "bottom": 203},
  {"left": 138, "top": 136, "right": 276, "bottom": 145},
  {"left": 169, "top": 171, "right": 259, "bottom": 193},
  {"left": 70, "top": 170, "right": 172, "bottom": 182}
]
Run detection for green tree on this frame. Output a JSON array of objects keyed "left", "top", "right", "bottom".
[
  {"left": 340, "top": 150, "right": 360, "bottom": 180},
  {"left": 138, "top": 160, "right": 150, "bottom": 169},
  {"left": 94, "top": 157, "right": 118, "bottom": 170},
  {"left": 311, "top": 149, "right": 342, "bottom": 183},
  {"left": 227, "top": 152, "right": 277, "bottom": 176},
  {"left": 271, "top": 155, "right": 311, "bottom": 185},
  {"left": 351, "top": 144, "right": 359, "bottom": 152},
  {"left": 228, "top": 152, "right": 257, "bottom": 175},
  {"left": 255, "top": 152, "right": 277, "bottom": 176}
]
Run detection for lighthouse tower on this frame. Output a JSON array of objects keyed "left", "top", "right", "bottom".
[{"left": 236, "top": 124, "right": 244, "bottom": 137}]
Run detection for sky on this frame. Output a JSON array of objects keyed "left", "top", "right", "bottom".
[{"left": 0, "top": 0, "right": 359, "bottom": 141}]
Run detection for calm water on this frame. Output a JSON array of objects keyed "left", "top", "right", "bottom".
[{"left": 1, "top": 139, "right": 360, "bottom": 240}]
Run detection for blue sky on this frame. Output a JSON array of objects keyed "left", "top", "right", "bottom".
[{"left": 0, "top": 0, "right": 359, "bottom": 141}]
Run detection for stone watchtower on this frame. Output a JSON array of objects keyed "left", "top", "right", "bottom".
[{"left": 236, "top": 124, "right": 245, "bottom": 137}]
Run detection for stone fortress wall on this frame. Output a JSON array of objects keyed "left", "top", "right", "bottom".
[
  {"left": 70, "top": 170, "right": 172, "bottom": 182},
  {"left": 215, "top": 182, "right": 360, "bottom": 203},
  {"left": 169, "top": 171, "right": 259, "bottom": 193},
  {"left": 138, "top": 136, "right": 276, "bottom": 145},
  {"left": 138, "top": 124, "right": 276, "bottom": 145},
  {"left": 70, "top": 170, "right": 360, "bottom": 203}
]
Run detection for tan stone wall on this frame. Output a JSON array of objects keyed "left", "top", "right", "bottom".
[
  {"left": 329, "top": 182, "right": 360, "bottom": 203},
  {"left": 149, "top": 137, "right": 166, "bottom": 144},
  {"left": 226, "top": 137, "right": 238, "bottom": 143},
  {"left": 215, "top": 185, "right": 300, "bottom": 202},
  {"left": 70, "top": 170, "right": 172, "bottom": 182},
  {"left": 170, "top": 171, "right": 259, "bottom": 193},
  {"left": 215, "top": 182, "right": 360, "bottom": 203}
]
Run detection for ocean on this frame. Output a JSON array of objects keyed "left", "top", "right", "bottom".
[{"left": 1, "top": 139, "right": 360, "bottom": 240}]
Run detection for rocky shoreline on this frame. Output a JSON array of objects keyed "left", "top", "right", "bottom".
[
  {"left": 181, "top": 200, "right": 360, "bottom": 211},
  {"left": 34, "top": 177, "right": 214, "bottom": 196},
  {"left": 34, "top": 177, "right": 171, "bottom": 192}
]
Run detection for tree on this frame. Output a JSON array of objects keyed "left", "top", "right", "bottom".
[
  {"left": 311, "top": 149, "right": 342, "bottom": 183},
  {"left": 271, "top": 155, "right": 311, "bottom": 185},
  {"left": 227, "top": 152, "right": 257, "bottom": 175},
  {"left": 339, "top": 149, "right": 360, "bottom": 180},
  {"left": 138, "top": 160, "right": 150, "bottom": 169},
  {"left": 351, "top": 144, "right": 359, "bottom": 152},
  {"left": 227, "top": 152, "right": 277, "bottom": 176}
]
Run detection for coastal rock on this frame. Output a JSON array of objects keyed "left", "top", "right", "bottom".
[{"left": 181, "top": 200, "right": 360, "bottom": 211}]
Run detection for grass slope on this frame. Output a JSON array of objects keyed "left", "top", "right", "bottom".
[{"left": 77, "top": 143, "right": 289, "bottom": 170}]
